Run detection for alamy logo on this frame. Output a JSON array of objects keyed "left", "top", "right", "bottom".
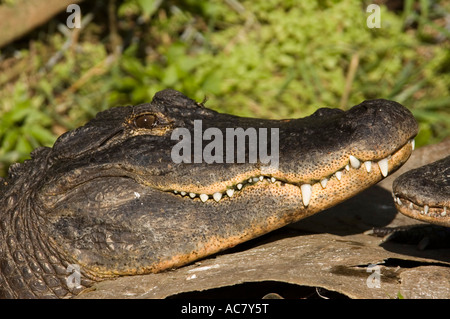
[
  {"left": 366, "top": 264, "right": 381, "bottom": 288},
  {"left": 66, "top": 264, "right": 82, "bottom": 289},
  {"left": 366, "top": 4, "right": 381, "bottom": 28},
  {"left": 171, "top": 120, "right": 279, "bottom": 172},
  {"left": 66, "top": 4, "right": 81, "bottom": 29}
]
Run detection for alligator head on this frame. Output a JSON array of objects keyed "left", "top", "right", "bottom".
[
  {"left": 393, "top": 155, "right": 450, "bottom": 227},
  {"left": 0, "top": 89, "right": 417, "bottom": 298}
]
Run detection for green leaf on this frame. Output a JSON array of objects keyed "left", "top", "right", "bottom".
[
  {"left": 137, "top": 0, "right": 161, "bottom": 18},
  {"left": 162, "top": 65, "right": 179, "bottom": 86}
]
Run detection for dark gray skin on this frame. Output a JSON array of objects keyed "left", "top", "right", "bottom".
[{"left": 0, "top": 89, "right": 417, "bottom": 298}]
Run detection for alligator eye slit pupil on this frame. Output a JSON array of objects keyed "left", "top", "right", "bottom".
[{"left": 134, "top": 114, "right": 157, "bottom": 129}]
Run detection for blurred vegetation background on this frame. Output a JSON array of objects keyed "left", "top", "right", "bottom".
[{"left": 0, "top": 0, "right": 449, "bottom": 177}]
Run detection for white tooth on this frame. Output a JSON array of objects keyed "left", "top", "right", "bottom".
[
  {"left": 377, "top": 158, "right": 389, "bottom": 177},
  {"left": 300, "top": 184, "right": 312, "bottom": 207},
  {"left": 259, "top": 176, "right": 264, "bottom": 181},
  {"left": 199, "top": 194, "right": 209, "bottom": 202},
  {"left": 213, "top": 192, "right": 222, "bottom": 202},
  {"left": 335, "top": 171, "right": 342, "bottom": 181},
  {"left": 189, "top": 192, "right": 196, "bottom": 198},
  {"left": 180, "top": 191, "right": 187, "bottom": 196},
  {"left": 174, "top": 190, "right": 178, "bottom": 194},
  {"left": 248, "top": 178, "right": 253, "bottom": 183},
  {"left": 364, "top": 161, "right": 372, "bottom": 173},
  {"left": 442, "top": 207, "right": 447, "bottom": 216},
  {"left": 409, "top": 202, "right": 413, "bottom": 209},
  {"left": 270, "top": 177, "right": 276, "bottom": 183},
  {"left": 397, "top": 197, "right": 402, "bottom": 205},
  {"left": 345, "top": 164, "right": 350, "bottom": 171},
  {"left": 237, "top": 183, "right": 243, "bottom": 190},
  {"left": 411, "top": 139, "right": 415, "bottom": 151},
  {"left": 253, "top": 177, "right": 260, "bottom": 183},
  {"left": 424, "top": 205, "right": 429, "bottom": 214},
  {"left": 226, "top": 189, "right": 234, "bottom": 197},
  {"left": 349, "top": 155, "right": 361, "bottom": 169},
  {"left": 320, "top": 178, "right": 328, "bottom": 188}
]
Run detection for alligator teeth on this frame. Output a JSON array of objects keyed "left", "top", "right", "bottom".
[
  {"left": 364, "top": 161, "right": 372, "bottom": 173},
  {"left": 213, "top": 192, "right": 222, "bottom": 202},
  {"left": 377, "top": 158, "right": 389, "bottom": 177},
  {"left": 349, "top": 155, "right": 361, "bottom": 169},
  {"left": 424, "top": 205, "right": 429, "bottom": 214},
  {"left": 409, "top": 202, "right": 413, "bottom": 209},
  {"left": 173, "top": 151, "right": 396, "bottom": 203},
  {"left": 301, "top": 184, "right": 312, "bottom": 207},
  {"left": 410, "top": 139, "right": 415, "bottom": 151},
  {"left": 442, "top": 207, "right": 447, "bottom": 216}
]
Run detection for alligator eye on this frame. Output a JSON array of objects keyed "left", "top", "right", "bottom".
[{"left": 134, "top": 114, "right": 157, "bottom": 129}]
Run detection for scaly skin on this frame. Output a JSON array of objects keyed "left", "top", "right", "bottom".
[
  {"left": 393, "top": 155, "right": 450, "bottom": 227},
  {"left": 0, "top": 89, "right": 417, "bottom": 298}
]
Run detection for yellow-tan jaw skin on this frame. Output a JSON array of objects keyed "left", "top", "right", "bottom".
[{"left": 139, "top": 139, "right": 416, "bottom": 274}]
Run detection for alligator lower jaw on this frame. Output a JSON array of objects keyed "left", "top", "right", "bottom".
[
  {"left": 393, "top": 197, "right": 450, "bottom": 227},
  {"left": 166, "top": 139, "right": 416, "bottom": 208}
]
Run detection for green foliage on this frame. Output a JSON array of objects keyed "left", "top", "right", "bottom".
[
  {"left": 0, "top": 82, "right": 55, "bottom": 164},
  {"left": 0, "top": 0, "right": 449, "bottom": 177}
]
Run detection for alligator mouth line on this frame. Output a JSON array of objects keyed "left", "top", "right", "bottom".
[
  {"left": 392, "top": 194, "right": 450, "bottom": 223},
  {"left": 168, "top": 139, "right": 416, "bottom": 206}
]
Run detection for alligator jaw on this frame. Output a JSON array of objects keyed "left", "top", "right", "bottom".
[
  {"left": 167, "top": 139, "right": 416, "bottom": 208},
  {"left": 145, "top": 139, "right": 416, "bottom": 273},
  {"left": 392, "top": 155, "right": 450, "bottom": 227},
  {"left": 393, "top": 198, "right": 449, "bottom": 227}
]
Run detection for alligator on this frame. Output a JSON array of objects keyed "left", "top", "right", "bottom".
[
  {"left": 0, "top": 89, "right": 417, "bottom": 298},
  {"left": 393, "top": 155, "right": 450, "bottom": 227},
  {"left": 380, "top": 155, "right": 450, "bottom": 249}
]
